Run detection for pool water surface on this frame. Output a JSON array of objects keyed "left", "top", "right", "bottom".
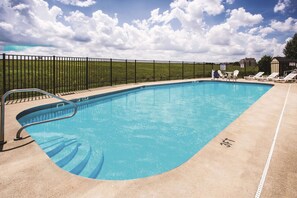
[{"left": 17, "top": 81, "right": 272, "bottom": 180}]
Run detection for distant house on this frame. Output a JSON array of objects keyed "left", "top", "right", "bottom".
[
  {"left": 239, "top": 58, "right": 257, "bottom": 67},
  {"left": 271, "top": 57, "right": 297, "bottom": 76}
]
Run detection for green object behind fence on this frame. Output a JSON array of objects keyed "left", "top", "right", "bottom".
[{"left": 0, "top": 53, "right": 258, "bottom": 101}]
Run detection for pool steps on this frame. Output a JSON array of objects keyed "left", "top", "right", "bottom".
[
  {"left": 46, "top": 142, "right": 65, "bottom": 157},
  {"left": 39, "top": 137, "right": 63, "bottom": 145},
  {"left": 38, "top": 137, "right": 104, "bottom": 179},
  {"left": 42, "top": 139, "right": 65, "bottom": 150},
  {"left": 70, "top": 147, "right": 92, "bottom": 175},
  {"left": 41, "top": 138, "right": 75, "bottom": 150},
  {"left": 89, "top": 152, "right": 104, "bottom": 179},
  {"left": 45, "top": 139, "right": 77, "bottom": 157},
  {"left": 56, "top": 143, "right": 81, "bottom": 168}
]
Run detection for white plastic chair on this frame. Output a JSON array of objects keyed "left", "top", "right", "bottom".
[
  {"left": 217, "top": 70, "right": 226, "bottom": 79},
  {"left": 274, "top": 73, "right": 297, "bottom": 83},
  {"left": 233, "top": 70, "right": 239, "bottom": 81},
  {"left": 258, "top": 72, "right": 279, "bottom": 81},
  {"left": 244, "top": 72, "right": 264, "bottom": 80}
]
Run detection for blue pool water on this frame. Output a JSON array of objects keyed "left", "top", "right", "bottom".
[{"left": 18, "top": 81, "right": 271, "bottom": 180}]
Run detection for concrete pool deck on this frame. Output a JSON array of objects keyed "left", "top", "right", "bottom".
[{"left": 0, "top": 79, "right": 296, "bottom": 198}]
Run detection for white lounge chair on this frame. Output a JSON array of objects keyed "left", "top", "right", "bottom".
[
  {"left": 274, "top": 73, "right": 297, "bottom": 83},
  {"left": 233, "top": 70, "right": 239, "bottom": 81},
  {"left": 244, "top": 72, "right": 264, "bottom": 80},
  {"left": 258, "top": 72, "right": 279, "bottom": 81},
  {"left": 217, "top": 70, "right": 226, "bottom": 79}
]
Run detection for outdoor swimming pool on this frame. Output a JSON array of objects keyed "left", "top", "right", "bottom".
[{"left": 17, "top": 81, "right": 272, "bottom": 180}]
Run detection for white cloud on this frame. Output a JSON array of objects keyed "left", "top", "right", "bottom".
[
  {"left": 207, "top": 23, "right": 232, "bottom": 45},
  {"left": 167, "top": 0, "right": 225, "bottom": 30},
  {"left": 226, "top": 8, "right": 263, "bottom": 30},
  {"left": 259, "top": 27, "right": 275, "bottom": 36},
  {"left": 248, "top": 26, "right": 275, "bottom": 37},
  {"left": 57, "top": 0, "right": 95, "bottom": 7},
  {"left": 226, "top": 0, "right": 235, "bottom": 4},
  {"left": 149, "top": 8, "right": 173, "bottom": 25},
  {"left": 12, "top": 3, "right": 29, "bottom": 10},
  {"left": 0, "top": 0, "right": 288, "bottom": 62},
  {"left": 0, "top": 0, "right": 73, "bottom": 46},
  {"left": 0, "top": 22, "right": 13, "bottom": 32},
  {"left": 274, "top": 0, "right": 290, "bottom": 13},
  {"left": 207, "top": 8, "right": 264, "bottom": 46},
  {"left": 270, "top": 17, "right": 297, "bottom": 32}
]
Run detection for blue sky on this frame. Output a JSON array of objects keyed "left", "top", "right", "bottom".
[
  {"left": 0, "top": 0, "right": 297, "bottom": 62},
  {"left": 50, "top": 0, "right": 173, "bottom": 22}
]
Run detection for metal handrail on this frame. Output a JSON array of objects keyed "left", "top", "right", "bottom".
[{"left": 0, "top": 88, "right": 78, "bottom": 144}]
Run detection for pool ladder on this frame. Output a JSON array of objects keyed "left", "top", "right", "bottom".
[{"left": 0, "top": 88, "right": 78, "bottom": 145}]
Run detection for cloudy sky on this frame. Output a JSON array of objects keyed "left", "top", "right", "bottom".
[{"left": 0, "top": 0, "right": 297, "bottom": 62}]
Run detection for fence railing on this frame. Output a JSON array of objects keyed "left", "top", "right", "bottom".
[{"left": 0, "top": 53, "right": 258, "bottom": 101}]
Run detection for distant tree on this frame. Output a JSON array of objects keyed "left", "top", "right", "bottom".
[
  {"left": 233, "top": 61, "right": 240, "bottom": 66},
  {"left": 258, "top": 55, "right": 272, "bottom": 74},
  {"left": 283, "top": 33, "right": 297, "bottom": 59}
]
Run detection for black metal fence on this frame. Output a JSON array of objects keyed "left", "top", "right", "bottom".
[{"left": 0, "top": 53, "right": 257, "bottom": 101}]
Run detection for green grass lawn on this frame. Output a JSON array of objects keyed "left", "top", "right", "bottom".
[{"left": 0, "top": 56, "right": 258, "bottom": 100}]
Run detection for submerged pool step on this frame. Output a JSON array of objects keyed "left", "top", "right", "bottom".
[
  {"left": 79, "top": 149, "right": 104, "bottom": 179},
  {"left": 41, "top": 138, "right": 76, "bottom": 150},
  {"left": 89, "top": 152, "right": 104, "bottom": 179},
  {"left": 39, "top": 137, "right": 63, "bottom": 145},
  {"left": 42, "top": 139, "right": 65, "bottom": 150},
  {"left": 45, "top": 139, "right": 77, "bottom": 158},
  {"left": 56, "top": 143, "right": 81, "bottom": 168},
  {"left": 70, "top": 147, "right": 92, "bottom": 175},
  {"left": 39, "top": 137, "right": 104, "bottom": 179}
]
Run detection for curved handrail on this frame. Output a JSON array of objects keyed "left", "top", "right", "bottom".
[{"left": 0, "top": 88, "right": 78, "bottom": 143}]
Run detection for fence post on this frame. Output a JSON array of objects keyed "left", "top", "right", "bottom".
[
  {"left": 193, "top": 62, "right": 195, "bottom": 78},
  {"left": 1, "top": 53, "right": 6, "bottom": 143},
  {"left": 125, "top": 59, "right": 128, "bottom": 84},
  {"left": 110, "top": 58, "right": 112, "bottom": 86},
  {"left": 2, "top": 53, "right": 6, "bottom": 95},
  {"left": 86, "top": 57, "right": 89, "bottom": 89},
  {"left": 53, "top": 55, "right": 56, "bottom": 94},
  {"left": 153, "top": 60, "right": 155, "bottom": 81},
  {"left": 169, "top": 61, "right": 171, "bottom": 80},
  {"left": 0, "top": 53, "right": 5, "bottom": 144},
  {"left": 182, "top": 61, "right": 184, "bottom": 79},
  {"left": 134, "top": 60, "right": 136, "bottom": 83},
  {"left": 203, "top": 63, "right": 205, "bottom": 77}
]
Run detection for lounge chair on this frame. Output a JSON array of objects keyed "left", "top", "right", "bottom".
[
  {"left": 258, "top": 72, "right": 279, "bottom": 81},
  {"left": 233, "top": 70, "right": 239, "bottom": 81},
  {"left": 244, "top": 72, "right": 264, "bottom": 80},
  {"left": 217, "top": 70, "right": 226, "bottom": 79},
  {"left": 274, "top": 73, "right": 297, "bottom": 83}
]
